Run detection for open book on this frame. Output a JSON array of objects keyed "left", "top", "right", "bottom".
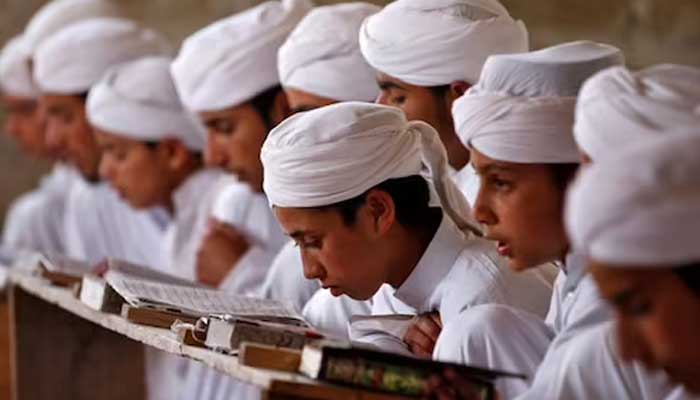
[
  {"left": 106, "top": 274, "right": 306, "bottom": 327},
  {"left": 36, "top": 252, "right": 96, "bottom": 286},
  {"left": 80, "top": 259, "right": 199, "bottom": 313}
]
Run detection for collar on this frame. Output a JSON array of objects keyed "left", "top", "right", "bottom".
[
  {"left": 393, "top": 214, "right": 467, "bottom": 309},
  {"left": 561, "top": 251, "right": 588, "bottom": 294}
]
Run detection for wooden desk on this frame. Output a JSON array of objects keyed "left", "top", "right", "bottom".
[{"left": 8, "top": 272, "right": 408, "bottom": 400}]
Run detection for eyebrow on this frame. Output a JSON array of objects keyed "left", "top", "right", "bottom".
[
  {"left": 377, "top": 80, "right": 405, "bottom": 91},
  {"left": 46, "top": 105, "right": 67, "bottom": 115},
  {"left": 288, "top": 231, "right": 307, "bottom": 240},
  {"left": 474, "top": 163, "right": 515, "bottom": 176},
  {"left": 609, "top": 288, "right": 637, "bottom": 308}
]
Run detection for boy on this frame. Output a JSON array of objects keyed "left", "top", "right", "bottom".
[{"left": 261, "top": 102, "right": 554, "bottom": 357}]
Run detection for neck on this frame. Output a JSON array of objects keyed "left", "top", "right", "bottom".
[
  {"left": 385, "top": 212, "right": 442, "bottom": 288},
  {"left": 443, "top": 128, "right": 470, "bottom": 170}
]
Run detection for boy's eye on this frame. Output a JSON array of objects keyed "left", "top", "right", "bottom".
[
  {"left": 293, "top": 237, "right": 322, "bottom": 250},
  {"left": 486, "top": 176, "right": 512, "bottom": 191},
  {"left": 622, "top": 298, "right": 653, "bottom": 318},
  {"left": 215, "top": 120, "right": 234, "bottom": 134},
  {"left": 391, "top": 95, "right": 406, "bottom": 106}
]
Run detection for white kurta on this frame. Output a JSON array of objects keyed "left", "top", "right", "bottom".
[
  {"left": 258, "top": 240, "right": 321, "bottom": 311},
  {"left": 214, "top": 184, "right": 288, "bottom": 296},
  {"left": 61, "top": 173, "right": 175, "bottom": 400},
  {"left": 63, "top": 177, "right": 168, "bottom": 267},
  {"left": 302, "top": 288, "right": 373, "bottom": 339},
  {"left": 2, "top": 164, "right": 77, "bottom": 254},
  {"left": 350, "top": 214, "right": 556, "bottom": 356},
  {"left": 163, "top": 169, "right": 229, "bottom": 280},
  {"left": 532, "top": 321, "right": 690, "bottom": 400},
  {"left": 152, "top": 168, "right": 227, "bottom": 400},
  {"left": 433, "top": 253, "right": 612, "bottom": 399},
  {"left": 452, "top": 164, "right": 480, "bottom": 207},
  {"left": 174, "top": 173, "right": 280, "bottom": 400},
  {"left": 435, "top": 304, "right": 554, "bottom": 398}
]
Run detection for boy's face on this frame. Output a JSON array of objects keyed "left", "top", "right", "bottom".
[
  {"left": 2, "top": 95, "right": 47, "bottom": 158},
  {"left": 95, "top": 129, "right": 177, "bottom": 209},
  {"left": 273, "top": 191, "right": 398, "bottom": 300},
  {"left": 200, "top": 104, "right": 268, "bottom": 193},
  {"left": 471, "top": 149, "right": 569, "bottom": 270},
  {"left": 375, "top": 72, "right": 469, "bottom": 169},
  {"left": 41, "top": 94, "right": 100, "bottom": 180},
  {"left": 590, "top": 262, "right": 700, "bottom": 394}
]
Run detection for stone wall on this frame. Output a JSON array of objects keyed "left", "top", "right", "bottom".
[{"left": 1, "top": 0, "right": 699, "bottom": 225}]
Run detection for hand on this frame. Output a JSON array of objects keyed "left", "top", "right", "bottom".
[
  {"left": 195, "top": 219, "right": 249, "bottom": 287},
  {"left": 404, "top": 312, "right": 443, "bottom": 358},
  {"left": 422, "top": 368, "right": 492, "bottom": 400}
]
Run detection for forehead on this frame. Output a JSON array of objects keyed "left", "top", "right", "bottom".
[
  {"left": 589, "top": 260, "right": 670, "bottom": 295},
  {"left": 376, "top": 72, "right": 419, "bottom": 91},
  {"left": 94, "top": 128, "right": 142, "bottom": 148},
  {"left": 40, "top": 93, "right": 83, "bottom": 111},
  {"left": 198, "top": 103, "right": 255, "bottom": 123},
  {"left": 471, "top": 148, "right": 526, "bottom": 174},
  {"left": 284, "top": 88, "right": 336, "bottom": 112},
  {"left": 273, "top": 206, "right": 344, "bottom": 234},
  {"left": 2, "top": 94, "right": 36, "bottom": 108}
]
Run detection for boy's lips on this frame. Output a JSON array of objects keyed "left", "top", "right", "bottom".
[
  {"left": 322, "top": 284, "right": 344, "bottom": 297},
  {"left": 497, "top": 241, "right": 513, "bottom": 258}
]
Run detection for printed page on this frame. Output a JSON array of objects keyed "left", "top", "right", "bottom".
[
  {"left": 106, "top": 275, "right": 304, "bottom": 323},
  {"left": 106, "top": 258, "right": 199, "bottom": 288}
]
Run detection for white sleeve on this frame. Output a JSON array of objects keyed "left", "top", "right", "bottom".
[
  {"left": 347, "top": 285, "right": 415, "bottom": 356},
  {"left": 258, "top": 241, "right": 320, "bottom": 310},
  {"left": 517, "top": 322, "right": 675, "bottom": 400},
  {"left": 219, "top": 245, "right": 276, "bottom": 295},
  {"left": 434, "top": 304, "right": 552, "bottom": 399}
]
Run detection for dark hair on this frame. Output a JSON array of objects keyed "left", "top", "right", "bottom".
[
  {"left": 547, "top": 163, "right": 580, "bottom": 192},
  {"left": 249, "top": 85, "right": 283, "bottom": 130},
  {"left": 674, "top": 263, "right": 700, "bottom": 295},
  {"left": 321, "top": 175, "right": 442, "bottom": 230}
]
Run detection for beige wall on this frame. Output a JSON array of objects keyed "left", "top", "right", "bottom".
[{"left": 1, "top": 0, "right": 699, "bottom": 225}]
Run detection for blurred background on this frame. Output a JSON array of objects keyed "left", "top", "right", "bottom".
[{"left": 1, "top": 0, "right": 699, "bottom": 225}]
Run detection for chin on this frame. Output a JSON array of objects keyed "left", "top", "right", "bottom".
[
  {"left": 665, "top": 368, "right": 700, "bottom": 394},
  {"left": 507, "top": 257, "right": 539, "bottom": 272}
]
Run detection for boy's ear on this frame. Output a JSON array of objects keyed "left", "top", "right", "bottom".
[
  {"left": 444, "top": 80, "right": 471, "bottom": 114},
  {"left": 364, "top": 189, "right": 396, "bottom": 236},
  {"left": 449, "top": 80, "right": 471, "bottom": 98},
  {"left": 269, "top": 90, "right": 292, "bottom": 127},
  {"left": 159, "top": 138, "right": 191, "bottom": 170}
]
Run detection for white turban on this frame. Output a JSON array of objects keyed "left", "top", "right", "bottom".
[
  {"left": 171, "top": 0, "right": 313, "bottom": 112},
  {"left": 34, "top": 17, "right": 172, "bottom": 94},
  {"left": 86, "top": 57, "right": 205, "bottom": 151},
  {"left": 278, "top": 2, "right": 380, "bottom": 102},
  {"left": 566, "top": 133, "right": 700, "bottom": 266},
  {"left": 262, "top": 102, "right": 479, "bottom": 234},
  {"left": 0, "top": 36, "right": 39, "bottom": 98},
  {"left": 359, "top": 0, "right": 529, "bottom": 86},
  {"left": 574, "top": 64, "right": 700, "bottom": 161},
  {"left": 23, "top": 0, "right": 124, "bottom": 55},
  {"left": 453, "top": 92, "right": 579, "bottom": 163},
  {"left": 475, "top": 41, "right": 624, "bottom": 98}
]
